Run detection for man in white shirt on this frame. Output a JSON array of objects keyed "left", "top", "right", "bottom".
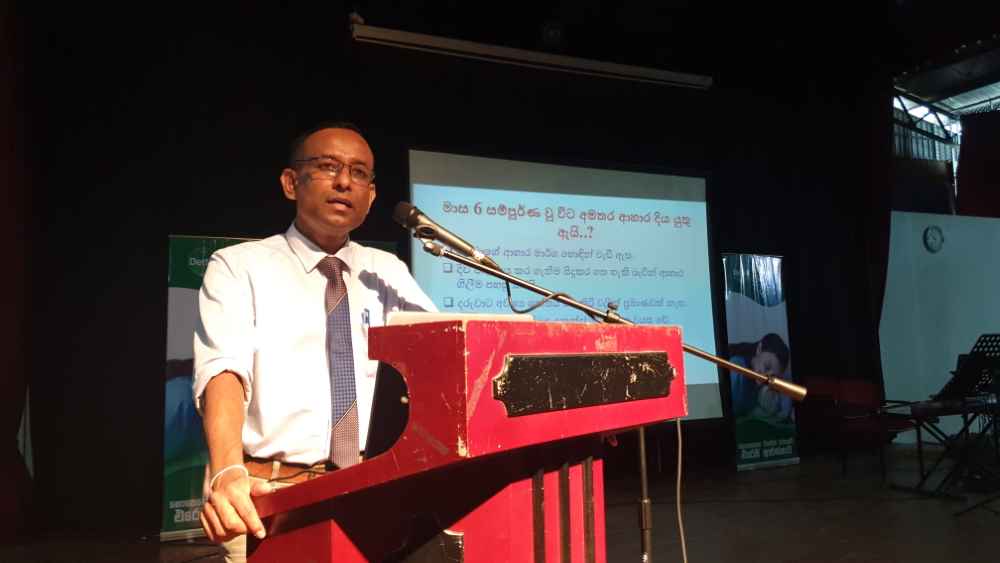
[{"left": 193, "top": 123, "right": 435, "bottom": 561}]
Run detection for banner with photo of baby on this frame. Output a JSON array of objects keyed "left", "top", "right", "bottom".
[
  {"left": 722, "top": 253, "right": 799, "bottom": 471},
  {"left": 162, "top": 235, "right": 251, "bottom": 539}
]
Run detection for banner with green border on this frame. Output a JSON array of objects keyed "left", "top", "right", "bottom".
[
  {"left": 722, "top": 253, "right": 800, "bottom": 471},
  {"left": 162, "top": 235, "right": 251, "bottom": 538}
]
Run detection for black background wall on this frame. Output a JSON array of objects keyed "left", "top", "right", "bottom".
[
  {"left": 957, "top": 110, "right": 1000, "bottom": 217},
  {"left": 16, "top": 3, "right": 908, "bottom": 536}
]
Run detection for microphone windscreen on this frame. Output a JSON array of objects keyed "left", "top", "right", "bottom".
[{"left": 392, "top": 202, "right": 417, "bottom": 228}]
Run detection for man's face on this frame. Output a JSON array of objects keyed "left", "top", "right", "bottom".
[{"left": 281, "top": 128, "right": 376, "bottom": 244}]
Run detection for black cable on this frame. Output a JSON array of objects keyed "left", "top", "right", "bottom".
[{"left": 504, "top": 281, "right": 603, "bottom": 321}]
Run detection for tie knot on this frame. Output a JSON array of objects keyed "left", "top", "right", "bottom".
[
  {"left": 319, "top": 256, "right": 348, "bottom": 313},
  {"left": 317, "top": 256, "right": 346, "bottom": 280}
]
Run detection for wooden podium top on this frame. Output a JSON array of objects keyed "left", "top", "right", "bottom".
[{"left": 255, "top": 320, "right": 687, "bottom": 519}]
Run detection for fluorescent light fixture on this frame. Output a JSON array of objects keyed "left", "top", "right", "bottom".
[{"left": 351, "top": 24, "right": 713, "bottom": 90}]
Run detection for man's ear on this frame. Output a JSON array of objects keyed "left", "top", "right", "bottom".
[
  {"left": 280, "top": 168, "right": 297, "bottom": 201},
  {"left": 368, "top": 182, "right": 377, "bottom": 207}
]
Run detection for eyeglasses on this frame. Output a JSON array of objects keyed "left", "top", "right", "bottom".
[{"left": 293, "top": 156, "right": 375, "bottom": 185}]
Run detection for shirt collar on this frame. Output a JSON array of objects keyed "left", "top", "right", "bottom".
[{"left": 285, "top": 223, "right": 358, "bottom": 274}]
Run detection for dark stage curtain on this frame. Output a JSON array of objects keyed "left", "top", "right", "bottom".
[
  {"left": 957, "top": 111, "right": 1000, "bottom": 217},
  {"left": 1, "top": 4, "right": 33, "bottom": 543},
  {"left": 891, "top": 158, "right": 956, "bottom": 214},
  {"left": 864, "top": 79, "right": 895, "bottom": 396}
]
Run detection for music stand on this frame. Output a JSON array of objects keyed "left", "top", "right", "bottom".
[
  {"left": 891, "top": 334, "right": 1000, "bottom": 499},
  {"left": 935, "top": 334, "right": 1000, "bottom": 401},
  {"left": 949, "top": 335, "right": 1000, "bottom": 515}
]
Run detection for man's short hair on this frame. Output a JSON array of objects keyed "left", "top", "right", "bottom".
[{"left": 288, "top": 121, "right": 366, "bottom": 166}]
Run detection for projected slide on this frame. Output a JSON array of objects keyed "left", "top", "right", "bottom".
[{"left": 409, "top": 151, "right": 722, "bottom": 419}]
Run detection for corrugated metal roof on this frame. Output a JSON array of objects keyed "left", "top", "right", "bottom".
[
  {"left": 895, "top": 42, "right": 1000, "bottom": 115},
  {"left": 938, "top": 82, "right": 1000, "bottom": 114}
]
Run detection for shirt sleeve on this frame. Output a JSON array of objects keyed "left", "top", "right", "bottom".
[
  {"left": 388, "top": 256, "right": 438, "bottom": 314},
  {"left": 192, "top": 250, "right": 255, "bottom": 414}
]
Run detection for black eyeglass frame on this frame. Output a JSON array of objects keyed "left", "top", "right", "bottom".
[{"left": 292, "top": 156, "right": 375, "bottom": 185}]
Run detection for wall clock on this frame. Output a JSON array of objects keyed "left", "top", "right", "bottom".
[{"left": 923, "top": 225, "right": 944, "bottom": 253}]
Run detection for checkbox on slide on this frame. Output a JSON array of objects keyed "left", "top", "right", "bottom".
[
  {"left": 443, "top": 297, "right": 454, "bottom": 308},
  {"left": 443, "top": 263, "right": 453, "bottom": 273}
]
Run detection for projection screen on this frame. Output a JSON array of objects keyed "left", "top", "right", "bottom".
[{"left": 407, "top": 150, "right": 723, "bottom": 419}]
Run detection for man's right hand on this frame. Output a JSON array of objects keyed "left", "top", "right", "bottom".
[
  {"left": 200, "top": 467, "right": 273, "bottom": 543},
  {"left": 200, "top": 371, "right": 263, "bottom": 543}
]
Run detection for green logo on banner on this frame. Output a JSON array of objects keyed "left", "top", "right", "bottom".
[
  {"left": 168, "top": 236, "right": 254, "bottom": 290},
  {"left": 187, "top": 254, "right": 211, "bottom": 279}
]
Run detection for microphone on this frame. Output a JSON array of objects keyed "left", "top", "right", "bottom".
[{"left": 393, "top": 202, "right": 502, "bottom": 270}]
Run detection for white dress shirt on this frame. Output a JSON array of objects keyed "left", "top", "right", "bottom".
[{"left": 193, "top": 224, "right": 436, "bottom": 465}]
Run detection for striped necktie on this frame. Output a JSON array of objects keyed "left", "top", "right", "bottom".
[{"left": 316, "top": 256, "right": 359, "bottom": 469}]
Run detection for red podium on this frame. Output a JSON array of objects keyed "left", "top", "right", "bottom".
[{"left": 251, "top": 320, "right": 687, "bottom": 562}]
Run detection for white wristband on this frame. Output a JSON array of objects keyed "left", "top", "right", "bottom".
[{"left": 209, "top": 464, "right": 249, "bottom": 491}]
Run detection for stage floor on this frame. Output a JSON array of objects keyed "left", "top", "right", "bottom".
[{"left": 4, "top": 444, "right": 999, "bottom": 562}]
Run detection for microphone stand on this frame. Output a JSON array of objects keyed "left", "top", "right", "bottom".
[
  {"left": 419, "top": 240, "right": 808, "bottom": 562},
  {"left": 420, "top": 241, "right": 808, "bottom": 399}
]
